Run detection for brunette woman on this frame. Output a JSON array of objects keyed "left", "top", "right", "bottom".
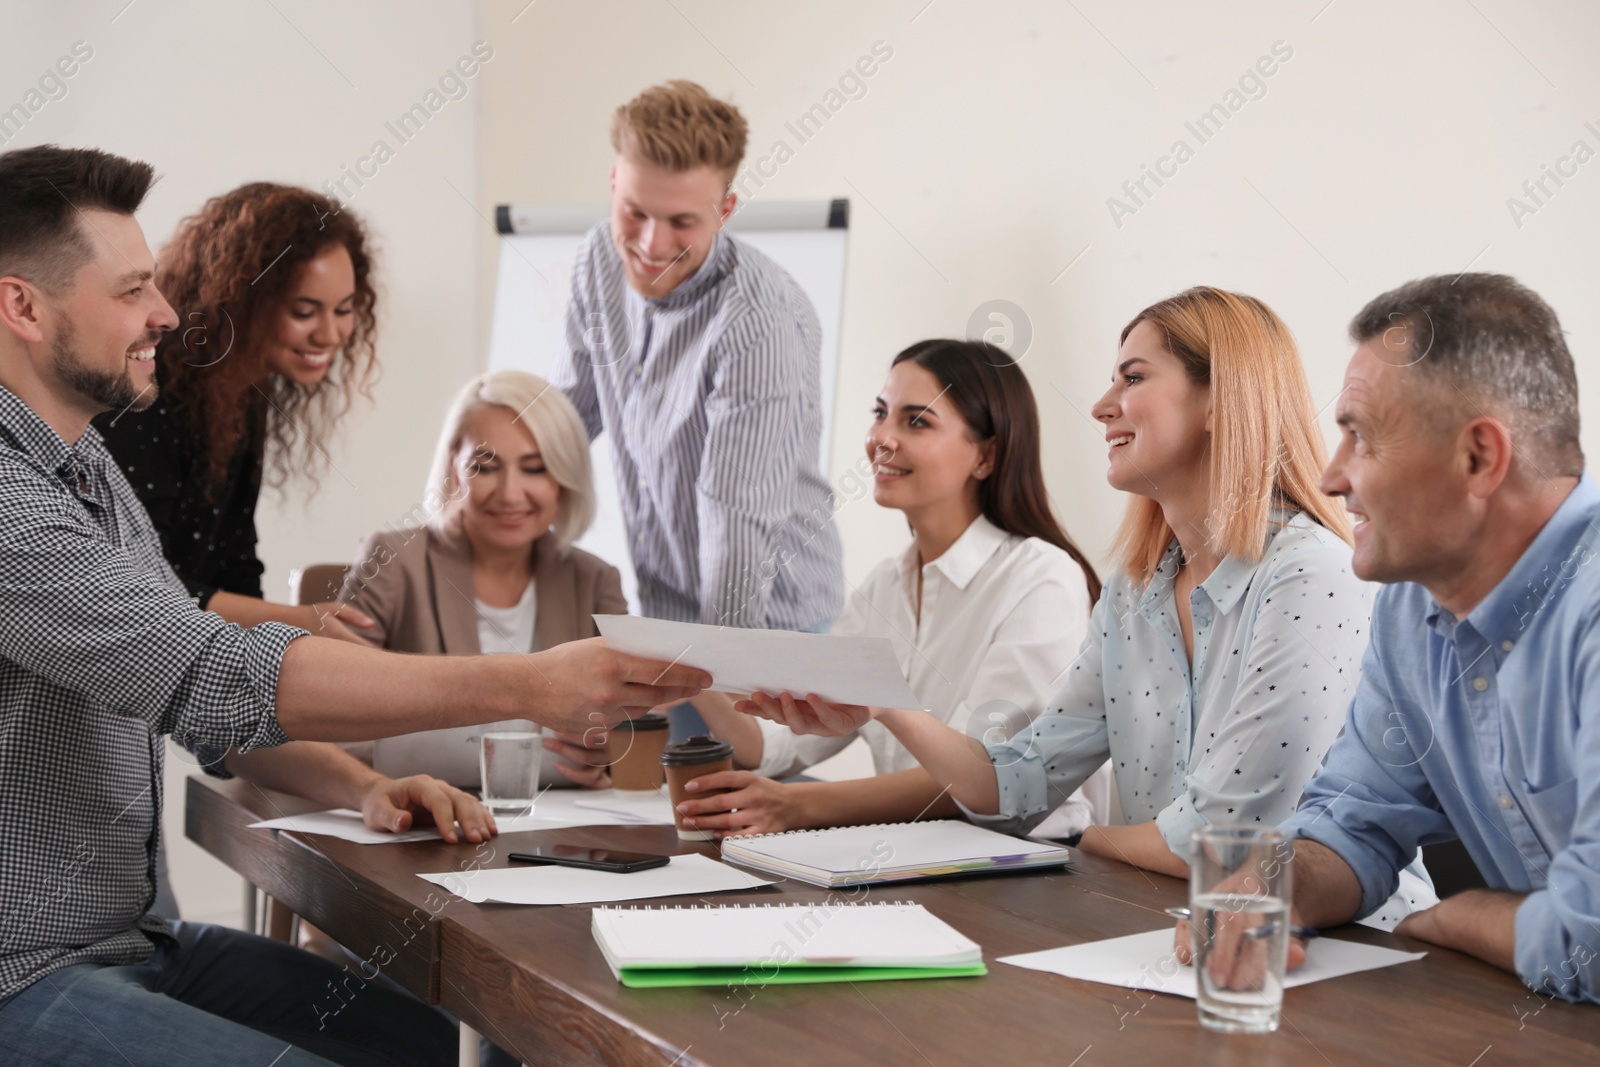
[{"left": 689, "top": 339, "right": 1112, "bottom": 838}]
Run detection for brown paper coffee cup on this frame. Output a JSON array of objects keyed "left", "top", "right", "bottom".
[
  {"left": 661, "top": 735, "right": 735, "bottom": 841},
  {"left": 608, "top": 713, "right": 670, "bottom": 791}
]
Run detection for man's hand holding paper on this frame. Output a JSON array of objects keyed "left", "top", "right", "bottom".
[{"left": 593, "top": 616, "right": 921, "bottom": 711}]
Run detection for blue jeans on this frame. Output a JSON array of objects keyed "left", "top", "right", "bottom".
[{"left": 0, "top": 921, "right": 456, "bottom": 1067}]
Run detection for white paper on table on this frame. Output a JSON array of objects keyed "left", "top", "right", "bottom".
[
  {"left": 249, "top": 810, "right": 445, "bottom": 845},
  {"left": 998, "top": 928, "right": 1426, "bottom": 998},
  {"left": 594, "top": 614, "right": 921, "bottom": 710},
  {"left": 248, "top": 803, "right": 648, "bottom": 845},
  {"left": 417, "top": 853, "right": 772, "bottom": 905},
  {"left": 573, "top": 788, "right": 675, "bottom": 825},
  {"left": 509, "top": 787, "right": 675, "bottom": 826}
]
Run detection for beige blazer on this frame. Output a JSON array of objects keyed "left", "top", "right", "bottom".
[
  {"left": 339, "top": 522, "right": 627, "bottom": 656},
  {"left": 336, "top": 523, "right": 628, "bottom": 768}
]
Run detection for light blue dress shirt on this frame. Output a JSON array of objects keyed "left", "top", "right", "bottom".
[
  {"left": 966, "top": 512, "right": 1370, "bottom": 850},
  {"left": 1282, "top": 475, "right": 1600, "bottom": 1002}
]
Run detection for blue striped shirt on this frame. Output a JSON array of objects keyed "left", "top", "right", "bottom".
[{"left": 553, "top": 222, "right": 843, "bottom": 630}]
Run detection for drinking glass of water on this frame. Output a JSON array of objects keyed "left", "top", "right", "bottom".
[
  {"left": 1188, "top": 826, "right": 1293, "bottom": 1034},
  {"left": 479, "top": 731, "right": 541, "bottom": 816}
]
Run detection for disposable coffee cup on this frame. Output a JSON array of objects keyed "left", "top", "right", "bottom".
[
  {"left": 609, "top": 713, "right": 670, "bottom": 791},
  {"left": 661, "top": 734, "right": 734, "bottom": 841}
]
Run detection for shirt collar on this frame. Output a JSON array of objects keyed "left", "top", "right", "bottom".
[
  {"left": 1139, "top": 540, "right": 1184, "bottom": 614},
  {"left": 1202, "top": 509, "right": 1305, "bottom": 614},
  {"left": 922, "top": 515, "right": 1009, "bottom": 590},
  {"left": 642, "top": 230, "right": 731, "bottom": 310},
  {"left": 0, "top": 384, "right": 106, "bottom": 495},
  {"left": 1199, "top": 553, "right": 1260, "bottom": 615},
  {"left": 894, "top": 514, "right": 1011, "bottom": 593},
  {"left": 1437, "top": 473, "right": 1600, "bottom": 647},
  {"left": 1140, "top": 507, "right": 1303, "bottom": 616}
]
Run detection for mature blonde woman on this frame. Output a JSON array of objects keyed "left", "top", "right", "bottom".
[
  {"left": 338, "top": 369, "right": 627, "bottom": 788},
  {"left": 728, "top": 288, "right": 1434, "bottom": 927}
]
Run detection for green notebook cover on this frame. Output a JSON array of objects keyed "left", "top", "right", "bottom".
[{"left": 617, "top": 962, "right": 988, "bottom": 988}]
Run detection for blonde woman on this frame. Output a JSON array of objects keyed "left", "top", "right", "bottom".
[
  {"left": 733, "top": 288, "right": 1434, "bottom": 924},
  {"left": 338, "top": 369, "right": 627, "bottom": 788}
]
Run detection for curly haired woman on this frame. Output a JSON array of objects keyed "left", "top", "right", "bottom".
[{"left": 95, "top": 183, "right": 380, "bottom": 640}]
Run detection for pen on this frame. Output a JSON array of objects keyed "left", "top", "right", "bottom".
[{"left": 1164, "top": 905, "right": 1320, "bottom": 941}]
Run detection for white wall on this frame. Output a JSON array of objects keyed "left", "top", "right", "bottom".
[
  {"left": 478, "top": 0, "right": 1600, "bottom": 589},
  {"left": 7, "top": 0, "right": 1600, "bottom": 923},
  {"left": 3, "top": 0, "right": 485, "bottom": 924}
]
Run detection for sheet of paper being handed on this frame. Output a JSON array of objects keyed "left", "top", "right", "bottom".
[{"left": 594, "top": 615, "right": 919, "bottom": 710}]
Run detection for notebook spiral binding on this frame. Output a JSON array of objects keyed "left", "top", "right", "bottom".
[
  {"left": 599, "top": 900, "right": 919, "bottom": 911},
  {"left": 725, "top": 821, "right": 935, "bottom": 842}
]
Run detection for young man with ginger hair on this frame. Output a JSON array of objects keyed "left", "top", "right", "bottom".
[{"left": 552, "top": 80, "right": 843, "bottom": 639}]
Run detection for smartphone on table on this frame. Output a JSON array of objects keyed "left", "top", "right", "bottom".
[{"left": 508, "top": 844, "right": 670, "bottom": 874}]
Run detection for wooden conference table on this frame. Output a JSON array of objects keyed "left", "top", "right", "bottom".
[{"left": 187, "top": 776, "right": 1600, "bottom": 1066}]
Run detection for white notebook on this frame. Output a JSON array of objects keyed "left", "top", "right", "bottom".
[
  {"left": 718, "top": 820, "right": 1072, "bottom": 888},
  {"left": 592, "top": 901, "right": 986, "bottom": 987}
]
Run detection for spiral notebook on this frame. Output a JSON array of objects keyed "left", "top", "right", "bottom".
[
  {"left": 717, "top": 820, "right": 1072, "bottom": 888},
  {"left": 592, "top": 901, "right": 986, "bottom": 987}
]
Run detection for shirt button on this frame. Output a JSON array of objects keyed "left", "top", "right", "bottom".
[
  {"left": 1499, "top": 795, "right": 1514, "bottom": 809},
  {"left": 1472, "top": 677, "right": 1489, "bottom": 692},
  {"left": 636, "top": 532, "right": 645, "bottom": 544},
  {"left": 1501, "top": 640, "right": 1514, "bottom": 652}
]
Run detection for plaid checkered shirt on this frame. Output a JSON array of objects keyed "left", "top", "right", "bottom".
[{"left": 0, "top": 384, "right": 302, "bottom": 1000}]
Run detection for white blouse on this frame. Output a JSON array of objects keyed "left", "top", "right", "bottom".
[
  {"left": 756, "top": 515, "right": 1113, "bottom": 833},
  {"left": 475, "top": 580, "right": 537, "bottom": 656}
]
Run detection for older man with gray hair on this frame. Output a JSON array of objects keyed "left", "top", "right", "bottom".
[{"left": 1183, "top": 272, "right": 1598, "bottom": 1003}]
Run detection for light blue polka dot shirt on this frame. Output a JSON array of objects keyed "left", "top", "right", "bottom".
[{"left": 964, "top": 511, "right": 1370, "bottom": 855}]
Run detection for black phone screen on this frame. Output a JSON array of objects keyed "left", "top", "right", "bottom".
[{"left": 508, "top": 845, "right": 671, "bottom": 873}]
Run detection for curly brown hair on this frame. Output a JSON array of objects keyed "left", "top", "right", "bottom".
[{"left": 154, "top": 182, "right": 379, "bottom": 494}]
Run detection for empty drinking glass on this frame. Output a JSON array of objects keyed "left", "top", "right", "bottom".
[{"left": 479, "top": 731, "right": 541, "bottom": 815}]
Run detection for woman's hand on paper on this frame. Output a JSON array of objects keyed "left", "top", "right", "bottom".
[
  {"left": 544, "top": 730, "right": 612, "bottom": 789},
  {"left": 735, "top": 691, "right": 876, "bottom": 736},
  {"left": 674, "top": 770, "right": 800, "bottom": 837}
]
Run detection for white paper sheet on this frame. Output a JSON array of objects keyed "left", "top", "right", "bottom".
[
  {"left": 517, "top": 788, "right": 668, "bottom": 825},
  {"left": 998, "top": 928, "right": 1426, "bottom": 997},
  {"left": 417, "top": 853, "right": 773, "bottom": 905},
  {"left": 250, "top": 810, "right": 451, "bottom": 844},
  {"left": 573, "top": 788, "right": 675, "bottom": 825},
  {"left": 595, "top": 614, "right": 921, "bottom": 710},
  {"left": 248, "top": 793, "right": 658, "bottom": 845}
]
